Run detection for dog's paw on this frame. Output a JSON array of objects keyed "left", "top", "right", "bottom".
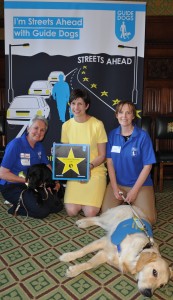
[
  {"left": 76, "top": 219, "right": 89, "bottom": 228},
  {"left": 66, "top": 266, "right": 80, "bottom": 278},
  {"left": 59, "top": 253, "right": 72, "bottom": 262}
]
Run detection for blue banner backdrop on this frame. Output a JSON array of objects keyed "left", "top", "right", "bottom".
[{"left": 4, "top": 0, "right": 146, "bottom": 161}]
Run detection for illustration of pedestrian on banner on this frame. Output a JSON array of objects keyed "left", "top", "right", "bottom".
[
  {"left": 120, "top": 21, "right": 131, "bottom": 39},
  {"left": 52, "top": 73, "right": 70, "bottom": 123}
]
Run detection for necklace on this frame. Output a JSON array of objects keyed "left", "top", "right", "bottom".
[
  {"left": 121, "top": 126, "right": 134, "bottom": 141},
  {"left": 123, "top": 135, "right": 131, "bottom": 142}
]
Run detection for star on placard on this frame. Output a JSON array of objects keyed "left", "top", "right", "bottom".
[{"left": 57, "top": 148, "right": 85, "bottom": 175}]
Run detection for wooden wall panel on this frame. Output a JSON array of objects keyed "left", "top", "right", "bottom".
[
  {"left": 166, "top": 88, "right": 173, "bottom": 114},
  {"left": 145, "top": 16, "right": 173, "bottom": 45},
  {"left": 143, "top": 88, "right": 162, "bottom": 115},
  {"left": 0, "top": 88, "right": 5, "bottom": 111},
  {"left": 143, "top": 87, "right": 173, "bottom": 116},
  {"left": 0, "top": 41, "right": 5, "bottom": 89},
  {"left": 143, "top": 16, "right": 173, "bottom": 170},
  {"left": 144, "top": 16, "right": 173, "bottom": 118}
]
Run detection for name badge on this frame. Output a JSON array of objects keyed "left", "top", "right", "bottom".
[
  {"left": 111, "top": 146, "right": 121, "bottom": 153},
  {"left": 21, "top": 158, "right": 30, "bottom": 166},
  {"left": 20, "top": 153, "right": 31, "bottom": 166}
]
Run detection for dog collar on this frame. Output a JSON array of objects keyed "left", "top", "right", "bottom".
[{"left": 111, "top": 218, "right": 153, "bottom": 253}]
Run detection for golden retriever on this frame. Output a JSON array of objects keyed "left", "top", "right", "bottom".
[{"left": 59, "top": 205, "right": 173, "bottom": 298}]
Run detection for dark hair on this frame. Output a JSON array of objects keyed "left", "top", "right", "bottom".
[
  {"left": 115, "top": 101, "right": 136, "bottom": 120},
  {"left": 69, "top": 89, "right": 90, "bottom": 109}
]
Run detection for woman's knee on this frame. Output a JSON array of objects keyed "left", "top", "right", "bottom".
[
  {"left": 135, "top": 186, "right": 157, "bottom": 225},
  {"left": 148, "top": 210, "right": 157, "bottom": 225},
  {"left": 65, "top": 204, "right": 81, "bottom": 216},
  {"left": 1, "top": 188, "right": 23, "bottom": 205},
  {"left": 101, "top": 183, "right": 121, "bottom": 213},
  {"left": 82, "top": 206, "right": 100, "bottom": 217}
]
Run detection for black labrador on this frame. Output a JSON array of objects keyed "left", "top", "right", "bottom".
[{"left": 10, "top": 163, "right": 64, "bottom": 218}]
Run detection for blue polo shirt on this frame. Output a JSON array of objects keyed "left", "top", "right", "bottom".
[
  {"left": 0, "top": 133, "right": 49, "bottom": 185},
  {"left": 106, "top": 125, "right": 156, "bottom": 186}
]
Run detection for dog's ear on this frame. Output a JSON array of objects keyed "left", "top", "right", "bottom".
[
  {"left": 42, "top": 165, "right": 52, "bottom": 183},
  {"left": 26, "top": 166, "right": 42, "bottom": 188},
  {"left": 169, "top": 267, "right": 173, "bottom": 279},
  {"left": 135, "top": 252, "right": 158, "bottom": 273}
]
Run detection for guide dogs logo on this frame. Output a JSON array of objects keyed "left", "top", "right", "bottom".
[{"left": 115, "top": 9, "right": 135, "bottom": 42}]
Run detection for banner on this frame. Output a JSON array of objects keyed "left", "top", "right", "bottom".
[{"left": 4, "top": 0, "right": 146, "bottom": 161}]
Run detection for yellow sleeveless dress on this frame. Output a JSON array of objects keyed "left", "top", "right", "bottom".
[{"left": 61, "top": 117, "right": 107, "bottom": 207}]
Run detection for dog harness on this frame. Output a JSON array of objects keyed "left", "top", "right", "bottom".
[{"left": 111, "top": 218, "right": 153, "bottom": 253}]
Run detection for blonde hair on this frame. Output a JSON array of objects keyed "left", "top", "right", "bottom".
[{"left": 28, "top": 115, "right": 48, "bottom": 131}]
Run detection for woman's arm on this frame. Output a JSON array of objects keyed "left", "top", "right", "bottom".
[
  {"left": 46, "top": 164, "right": 60, "bottom": 191},
  {"left": 46, "top": 164, "right": 52, "bottom": 170},
  {"left": 89, "top": 143, "right": 106, "bottom": 170},
  {"left": 0, "top": 166, "right": 26, "bottom": 183},
  {"left": 126, "top": 164, "right": 152, "bottom": 203},
  {"left": 107, "top": 158, "right": 122, "bottom": 200}
]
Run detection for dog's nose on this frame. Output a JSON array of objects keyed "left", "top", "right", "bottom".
[{"left": 140, "top": 288, "right": 152, "bottom": 298}]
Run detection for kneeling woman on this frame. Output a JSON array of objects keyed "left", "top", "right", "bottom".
[
  {"left": 61, "top": 89, "right": 108, "bottom": 217},
  {"left": 0, "top": 115, "right": 62, "bottom": 218},
  {"left": 101, "top": 101, "right": 157, "bottom": 225}
]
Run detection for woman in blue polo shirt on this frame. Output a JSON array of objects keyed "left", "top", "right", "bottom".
[
  {"left": 0, "top": 115, "right": 61, "bottom": 218},
  {"left": 101, "top": 101, "right": 157, "bottom": 225}
]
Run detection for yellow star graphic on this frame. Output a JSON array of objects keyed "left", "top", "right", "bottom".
[
  {"left": 101, "top": 91, "right": 108, "bottom": 97},
  {"left": 90, "top": 83, "right": 97, "bottom": 89},
  {"left": 57, "top": 148, "right": 85, "bottom": 175},
  {"left": 112, "top": 99, "right": 121, "bottom": 106},
  {"left": 136, "top": 110, "right": 142, "bottom": 119},
  {"left": 83, "top": 77, "right": 89, "bottom": 82},
  {"left": 83, "top": 66, "right": 87, "bottom": 69}
]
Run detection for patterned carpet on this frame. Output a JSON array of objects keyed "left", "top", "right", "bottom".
[{"left": 0, "top": 181, "right": 173, "bottom": 300}]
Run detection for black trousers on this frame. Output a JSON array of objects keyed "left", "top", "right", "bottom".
[{"left": 0, "top": 183, "right": 63, "bottom": 219}]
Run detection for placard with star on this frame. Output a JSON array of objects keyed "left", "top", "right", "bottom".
[{"left": 52, "top": 143, "right": 90, "bottom": 181}]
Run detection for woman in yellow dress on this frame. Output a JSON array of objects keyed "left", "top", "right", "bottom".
[{"left": 61, "top": 89, "right": 108, "bottom": 217}]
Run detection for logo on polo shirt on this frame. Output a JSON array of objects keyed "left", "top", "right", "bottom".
[
  {"left": 131, "top": 147, "right": 138, "bottom": 157},
  {"left": 38, "top": 151, "right": 42, "bottom": 159}
]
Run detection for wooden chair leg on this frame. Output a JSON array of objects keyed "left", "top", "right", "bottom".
[
  {"left": 153, "top": 164, "right": 158, "bottom": 190},
  {"left": 159, "top": 163, "right": 163, "bottom": 192}
]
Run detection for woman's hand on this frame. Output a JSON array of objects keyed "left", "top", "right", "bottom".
[
  {"left": 54, "top": 181, "right": 61, "bottom": 191},
  {"left": 124, "top": 188, "right": 139, "bottom": 203},
  {"left": 124, "top": 165, "right": 152, "bottom": 203},
  {"left": 80, "top": 162, "right": 94, "bottom": 183},
  {"left": 114, "top": 188, "right": 124, "bottom": 201}
]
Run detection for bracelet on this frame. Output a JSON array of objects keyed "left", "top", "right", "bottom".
[{"left": 90, "top": 163, "right": 94, "bottom": 169}]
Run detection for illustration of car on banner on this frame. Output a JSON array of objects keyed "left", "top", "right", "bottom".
[
  {"left": 28, "top": 80, "right": 53, "bottom": 99},
  {"left": 48, "top": 71, "right": 66, "bottom": 86},
  {"left": 6, "top": 95, "right": 50, "bottom": 125}
]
